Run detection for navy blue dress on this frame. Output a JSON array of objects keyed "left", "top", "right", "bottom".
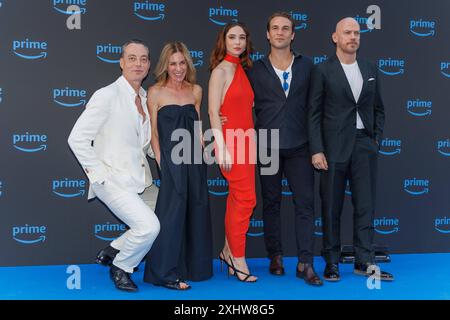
[{"left": 144, "top": 104, "right": 213, "bottom": 284}]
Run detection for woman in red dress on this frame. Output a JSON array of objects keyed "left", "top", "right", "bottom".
[{"left": 208, "top": 22, "right": 257, "bottom": 282}]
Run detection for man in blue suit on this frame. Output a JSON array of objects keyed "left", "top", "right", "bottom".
[{"left": 247, "top": 12, "right": 322, "bottom": 286}]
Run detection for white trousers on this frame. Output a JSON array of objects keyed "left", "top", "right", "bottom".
[{"left": 92, "top": 180, "right": 160, "bottom": 273}]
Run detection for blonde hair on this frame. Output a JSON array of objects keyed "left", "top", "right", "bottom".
[{"left": 154, "top": 41, "right": 196, "bottom": 85}]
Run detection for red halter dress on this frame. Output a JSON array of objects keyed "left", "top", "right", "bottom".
[{"left": 219, "top": 54, "right": 256, "bottom": 258}]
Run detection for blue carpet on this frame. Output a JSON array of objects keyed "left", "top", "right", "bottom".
[{"left": 1, "top": 253, "right": 449, "bottom": 300}]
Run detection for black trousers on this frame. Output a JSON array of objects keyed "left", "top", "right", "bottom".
[
  {"left": 320, "top": 130, "right": 379, "bottom": 264},
  {"left": 258, "top": 145, "right": 315, "bottom": 263}
]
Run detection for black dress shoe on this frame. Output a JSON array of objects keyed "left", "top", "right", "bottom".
[
  {"left": 354, "top": 262, "right": 394, "bottom": 281},
  {"left": 296, "top": 263, "right": 323, "bottom": 286},
  {"left": 96, "top": 246, "right": 140, "bottom": 272},
  {"left": 269, "top": 255, "right": 285, "bottom": 276},
  {"left": 324, "top": 263, "right": 340, "bottom": 282},
  {"left": 109, "top": 265, "right": 138, "bottom": 292},
  {"left": 95, "top": 245, "right": 119, "bottom": 266}
]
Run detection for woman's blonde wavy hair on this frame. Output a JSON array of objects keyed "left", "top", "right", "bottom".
[{"left": 154, "top": 41, "right": 196, "bottom": 85}]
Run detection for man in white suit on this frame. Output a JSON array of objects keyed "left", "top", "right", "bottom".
[{"left": 68, "top": 39, "right": 160, "bottom": 292}]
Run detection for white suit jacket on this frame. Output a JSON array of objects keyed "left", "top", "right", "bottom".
[{"left": 68, "top": 76, "right": 154, "bottom": 199}]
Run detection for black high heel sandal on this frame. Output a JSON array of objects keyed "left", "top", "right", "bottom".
[
  {"left": 219, "top": 251, "right": 235, "bottom": 276},
  {"left": 156, "top": 279, "right": 191, "bottom": 291},
  {"left": 228, "top": 257, "right": 257, "bottom": 283}
]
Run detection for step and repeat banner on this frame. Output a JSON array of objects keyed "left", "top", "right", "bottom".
[{"left": 0, "top": 0, "right": 449, "bottom": 266}]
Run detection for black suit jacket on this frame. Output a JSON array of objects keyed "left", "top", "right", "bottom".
[
  {"left": 247, "top": 52, "right": 313, "bottom": 149},
  {"left": 307, "top": 55, "right": 385, "bottom": 162}
]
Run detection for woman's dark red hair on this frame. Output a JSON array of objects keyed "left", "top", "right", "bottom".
[{"left": 209, "top": 21, "right": 253, "bottom": 71}]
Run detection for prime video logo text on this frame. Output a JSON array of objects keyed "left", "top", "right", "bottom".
[
  {"left": 94, "top": 222, "right": 126, "bottom": 241},
  {"left": 208, "top": 6, "right": 238, "bottom": 26},
  {"left": 403, "top": 178, "right": 429, "bottom": 196},
  {"left": 441, "top": 62, "right": 450, "bottom": 78},
  {"left": 190, "top": 50, "right": 204, "bottom": 67},
  {"left": 379, "top": 138, "right": 401, "bottom": 156},
  {"left": 13, "top": 225, "right": 47, "bottom": 244},
  {"left": 250, "top": 52, "right": 265, "bottom": 62},
  {"left": 52, "top": 179, "right": 86, "bottom": 198},
  {"left": 13, "top": 39, "right": 48, "bottom": 60},
  {"left": 207, "top": 177, "right": 228, "bottom": 196},
  {"left": 152, "top": 179, "right": 161, "bottom": 187},
  {"left": 53, "top": 87, "right": 87, "bottom": 108},
  {"left": 374, "top": 217, "right": 399, "bottom": 234},
  {"left": 134, "top": 1, "right": 165, "bottom": 21},
  {"left": 315, "top": 217, "right": 323, "bottom": 236},
  {"left": 345, "top": 180, "right": 352, "bottom": 196},
  {"left": 378, "top": 58, "right": 405, "bottom": 76},
  {"left": 410, "top": 19, "right": 435, "bottom": 37},
  {"left": 407, "top": 99, "right": 432, "bottom": 117},
  {"left": 53, "top": 0, "right": 87, "bottom": 15},
  {"left": 313, "top": 55, "right": 328, "bottom": 65},
  {"left": 13, "top": 132, "right": 47, "bottom": 153},
  {"left": 435, "top": 217, "right": 450, "bottom": 234},
  {"left": 97, "top": 44, "right": 122, "bottom": 64},
  {"left": 437, "top": 139, "right": 450, "bottom": 157},
  {"left": 289, "top": 11, "right": 308, "bottom": 30},
  {"left": 281, "top": 178, "right": 292, "bottom": 196},
  {"left": 247, "top": 218, "right": 264, "bottom": 237}
]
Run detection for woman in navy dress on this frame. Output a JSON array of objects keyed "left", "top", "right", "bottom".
[{"left": 143, "top": 42, "right": 213, "bottom": 290}]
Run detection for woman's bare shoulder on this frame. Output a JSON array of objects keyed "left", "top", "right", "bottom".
[
  {"left": 192, "top": 83, "right": 202, "bottom": 94},
  {"left": 211, "top": 62, "right": 233, "bottom": 82},
  {"left": 148, "top": 83, "right": 164, "bottom": 95}
]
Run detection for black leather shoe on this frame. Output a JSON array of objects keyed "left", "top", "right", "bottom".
[
  {"left": 269, "top": 255, "right": 285, "bottom": 276},
  {"left": 96, "top": 246, "right": 139, "bottom": 272},
  {"left": 324, "top": 263, "right": 340, "bottom": 282},
  {"left": 296, "top": 263, "right": 323, "bottom": 286},
  {"left": 95, "top": 245, "right": 119, "bottom": 266},
  {"left": 109, "top": 265, "right": 138, "bottom": 292},
  {"left": 354, "top": 262, "right": 394, "bottom": 281}
]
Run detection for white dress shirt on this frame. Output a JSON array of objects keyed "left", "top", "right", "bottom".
[
  {"left": 272, "top": 56, "right": 295, "bottom": 97},
  {"left": 341, "top": 61, "right": 365, "bottom": 129}
]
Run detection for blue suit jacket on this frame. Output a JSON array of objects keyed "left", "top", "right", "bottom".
[{"left": 247, "top": 52, "right": 313, "bottom": 149}]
